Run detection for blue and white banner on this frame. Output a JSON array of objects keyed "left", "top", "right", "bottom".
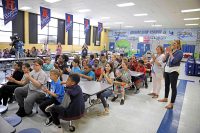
[
  {"left": 98, "top": 22, "right": 103, "bottom": 37},
  {"left": 65, "top": 13, "right": 73, "bottom": 32},
  {"left": 84, "top": 18, "right": 90, "bottom": 34},
  {"left": 40, "top": 6, "right": 51, "bottom": 29},
  {"left": 2, "top": 0, "right": 18, "bottom": 25}
]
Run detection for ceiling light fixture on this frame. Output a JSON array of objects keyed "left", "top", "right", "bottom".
[
  {"left": 117, "top": 2, "right": 135, "bottom": 7},
  {"left": 185, "top": 23, "right": 199, "bottom": 26},
  {"left": 78, "top": 9, "right": 91, "bottom": 13},
  {"left": 181, "top": 8, "right": 200, "bottom": 13},
  {"left": 20, "top": 6, "right": 31, "bottom": 11},
  {"left": 184, "top": 18, "right": 200, "bottom": 20},
  {"left": 134, "top": 13, "right": 148, "bottom": 16},
  {"left": 144, "top": 20, "right": 157, "bottom": 23},
  {"left": 44, "top": 0, "right": 62, "bottom": 3}
]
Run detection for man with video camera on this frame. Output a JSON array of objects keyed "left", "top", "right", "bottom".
[{"left": 10, "top": 34, "right": 24, "bottom": 58}]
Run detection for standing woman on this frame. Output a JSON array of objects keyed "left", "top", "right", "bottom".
[
  {"left": 148, "top": 45, "right": 165, "bottom": 98},
  {"left": 158, "top": 40, "right": 183, "bottom": 109},
  {"left": 55, "top": 43, "right": 62, "bottom": 62}
]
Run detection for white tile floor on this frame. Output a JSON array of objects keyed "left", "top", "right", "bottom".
[{"left": 1, "top": 62, "right": 200, "bottom": 133}]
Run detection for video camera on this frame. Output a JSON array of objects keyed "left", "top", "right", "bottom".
[{"left": 10, "top": 34, "right": 21, "bottom": 49}]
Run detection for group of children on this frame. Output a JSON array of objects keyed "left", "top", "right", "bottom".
[{"left": 0, "top": 51, "right": 153, "bottom": 129}]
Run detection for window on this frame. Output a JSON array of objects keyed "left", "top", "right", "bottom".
[
  {"left": 0, "top": 7, "right": 12, "bottom": 42},
  {"left": 73, "top": 22, "right": 85, "bottom": 45},
  {"left": 37, "top": 15, "right": 58, "bottom": 44}
]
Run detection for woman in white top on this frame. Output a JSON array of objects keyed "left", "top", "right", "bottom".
[
  {"left": 148, "top": 45, "right": 165, "bottom": 98},
  {"left": 96, "top": 62, "right": 114, "bottom": 115}
]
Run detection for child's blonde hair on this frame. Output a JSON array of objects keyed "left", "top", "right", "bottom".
[{"left": 50, "top": 69, "right": 60, "bottom": 77}]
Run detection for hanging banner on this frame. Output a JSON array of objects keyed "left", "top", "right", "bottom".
[
  {"left": 2, "top": 0, "right": 18, "bottom": 25},
  {"left": 65, "top": 13, "right": 73, "bottom": 32},
  {"left": 40, "top": 6, "right": 51, "bottom": 29},
  {"left": 98, "top": 22, "right": 103, "bottom": 37},
  {"left": 84, "top": 18, "right": 90, "bottom": 34}
]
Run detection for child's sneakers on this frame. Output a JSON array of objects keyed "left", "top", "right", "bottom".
[
  {"left": 45, "top": 104, "right": 54, "bottom": 112},
  {"left": 44, "top": 117, "right": 53, "bottom": 126}
]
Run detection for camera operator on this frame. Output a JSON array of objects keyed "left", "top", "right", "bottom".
[{"left": 10, "top": 35, "right": 24, "bottom": 58}]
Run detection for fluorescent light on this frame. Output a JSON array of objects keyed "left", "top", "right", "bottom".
[
  {"left": 134, "top": 13, "right": 148, "bottom": 16},
  {"left": 20, "top": 6, "right": 31, "bottom": 11},
  {"left": 185, "top": 23, "right": 199, "bottom": 26},
  {"left": 181, "top": 8, "right": 200, "bottom": 13},
  {"left": 152, "top": 24, "right": 162, "bottom": 27},
  {"left": 144, "top": 20, "right": 157, "bottom": 23},
  {"left": 117, "top": 2, "right": 135, "bottom": 7},
  {"left": 184, "top": 18, "right": 200, "bottom": 20},
  {"left": 44, "top": 0, "right": 62, "bottom": 3},
  {"left": 100, "top": 17, "right": 110, "bottom": 20},
  {"left": 114, "top": 22, "right": 124, "bottom": 24},
  {"left": 78, "top": 9, "right": 91, "bottom": 13},
  {"left": 125, "top": 26, "right": 134, "bottom": 28}
]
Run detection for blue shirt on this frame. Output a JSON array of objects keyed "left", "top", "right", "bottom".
[
  {"left": 43, "top": 63, "right": 54, "bottom": 71},
  {"left": 70, "top": 67, "right": 81, "bottom": 74},
  {"left": 49, "top": 79, "right": 65, "bottom": 103},
  {"left": 81, "top": 70, "right": 96, "bottom": 81}
]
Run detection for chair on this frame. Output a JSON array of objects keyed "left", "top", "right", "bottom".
[
  {"left": 4, "top": 114, "right": 22, "bottom": 127},
  {"left": 60, "top": 114, "right": 84, "bottom": 132},
  {"left": 18, "top": 128, "right": 41, "bottom": 133}
]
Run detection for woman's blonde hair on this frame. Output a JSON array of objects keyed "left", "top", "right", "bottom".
[{"left": 174, "top": 40, "right": 181, "bottom": 50}]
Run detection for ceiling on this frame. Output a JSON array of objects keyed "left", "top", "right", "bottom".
[{"left": 5, "top": 0, "right": 200, "bottom": 29}]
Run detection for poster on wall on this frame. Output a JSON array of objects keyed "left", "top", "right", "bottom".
[
  {"left": 65, "top": 13, "right": 73, "bottom": 32},
  {"left": 40, "top": 6, "right": 51, "bottom": 29},
  {"left": 84, "top": 18, "right": 90, "bottom": 34},
  {"left": 2, "top": 0, "right": 18, "bottom": 25}
]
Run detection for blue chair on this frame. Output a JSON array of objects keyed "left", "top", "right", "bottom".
[
  {"left": 18, "top": 128, "right": 41, "bottom": 133},
  {"left": 0, "top": 105, "right": 8, "bottom": 114},
  {"left": 4, "top": 114, "right": 22, "bottom": 127}
]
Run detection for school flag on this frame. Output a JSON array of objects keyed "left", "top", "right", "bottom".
[
  {"left": 40, "top": 6, "right": 51, "bottom": 29},
  {"left": 65, "top": 13, "right": 73, "bottom": 32},
  {"left": 2, "top": 0, "right": 18, "bottom": 25},
  {"left": 84, "top": 18, "right": 90, "bottom": 34},
  {"left": 98, "top": 22, "right": 103, "bottom": 37}
]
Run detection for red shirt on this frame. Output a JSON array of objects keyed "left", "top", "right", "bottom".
[
  {"left": 129, "top": 61, "right": 138, "bottom": 71},
  {"left": 136, "top": 65, "right": 146, "bottom": 74}
]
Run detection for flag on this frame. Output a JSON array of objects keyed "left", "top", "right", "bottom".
[
  {"left": 65, "top": 13, "right": 73, "bottom": 32},
  {"left": 2, "top": 0, "right": 18, "bottom": 25},
  {"left": 84, "top": 18, "right": 90, "bottom": 34},
  {"left": 40, "top": 6, "right": 51, "bottom": 29},
  {"left": 98, "top": 22, "right": 103, "bottom": 37}
]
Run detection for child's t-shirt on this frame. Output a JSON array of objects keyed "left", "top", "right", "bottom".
[
  {"left": 43, "top": 63, "right": 54, "bottom": 71},
  {"left": 49, "top": 79, "right": 65, "bottom": 103},
  {"left": 82, "top": 70, "right": 96, "bottom": 81},
  {"left": 71, "top": 67, "right": 81, "bottom": 74},
  {"left": 136, "top": 66, "right": 146, "bottom": 74}
]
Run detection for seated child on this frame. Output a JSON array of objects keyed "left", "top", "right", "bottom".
[
  {"left": 39, "top": 69, "right": 65, "bottom": 126},
  {"left": 134, "top": 60, "right": 147, "bottom": 90},
  {"left": 66, "top": 58, "right": 81, "bottom": 74},
  {"left": 79, "top": 64, "right": 95, "bottom": 81},
  {"left": 45, "top": 74, "right": 85, "bottom": 128},
  {"left": 42, "top": 57, "right": 54, "bottom": 71}
]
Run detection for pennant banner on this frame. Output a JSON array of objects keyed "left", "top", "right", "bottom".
[
  {"left": 2, "top": 0, "right": 18, "bottom": 25},
  {"left": 65, "top": 13, "right": 73, "bottom": 32},
  {"left": 84, "top": 18, "right": 90, "bottom": 34},
  {"left": 98, "top": 22, "right": 103, "bottom": 37},
  {"left": 40, "top": 6, "right": 51, "bottom": 29}
]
